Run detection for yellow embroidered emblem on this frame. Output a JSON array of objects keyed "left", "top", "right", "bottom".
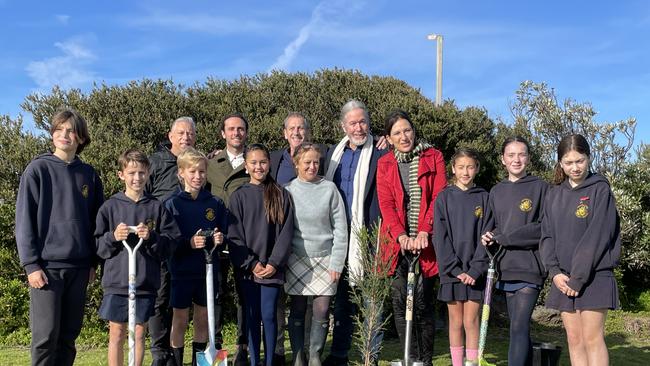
[
  {"left": 81, "top": 185, "right": 89, "bottom": 198},
  {"left": 474, "top": 206, "right": 483, "bottom": 218},
  {"left": 519, "top": 198, "right": 533, "bottom": 212},
  {"left": 146, "top": 219, "right": 156, "bottom": 231},
  {"left": 205, "top": 208, "right": 216, "bottom": 221},
  {"left": 575, "top": 203, "right": 589, "bottom": 218}
]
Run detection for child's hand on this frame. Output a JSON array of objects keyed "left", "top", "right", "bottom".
[
  {"left": 258, "top": 264, "right": 277, "bottom": 278},
  {"left": 28, "top": 269, "right": 48, "bottom": 289},
  {"left": 114, "top": 223, "right": 129, "bottom": 241},
  {"left": 457, "top": 273, "right": 476, "bottom": 286},
  {"left": 253, "top": 262, "right": 265, "bottom": 277},
  {"left": 191, "top": 229, "right": 206, "bottom": 249},
  {"left": 481, "top": 231, "right": 494, "bottom": 246},
  {"left": 136, "top": 223, "right": 150, "bottom": 240},
  {"left": 213, "top": 230, "right": 224, "bottom": 246},
  {"left": 553, "top": 273, "right": 577, "bottom": 296}
]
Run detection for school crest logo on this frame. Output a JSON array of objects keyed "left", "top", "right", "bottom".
[
  {"left": 81, "top": 184, "right": 89, "bottom": 198},
  {"left": 145, "top": 219, "right": 156, "bottom": 231},
  {"left": 575, "top": 196, "right": 589, "bottom": 218},
  {"left": 474, "top": 206, "right": 483, "bottom": 218},
  {"left": 205, "top": 208, "right": 216, "bottom": 221},
  {"left": 519, "top": 198, "right": 533, "bottom": 212}
]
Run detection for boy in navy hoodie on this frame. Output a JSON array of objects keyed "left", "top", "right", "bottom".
[
  {"left": 95, "top": 149, "right": 181, "bottom": 366},
  {"left": 164, "top": 147, "right": 227, "bottom": 366},
  {"left": 16, "top": 109, "right": 104, "bottom": 366}
]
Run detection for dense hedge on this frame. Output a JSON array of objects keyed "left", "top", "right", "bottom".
[
  {"left": 1, "top": 70, "right": 500, "bottom": 343},
  {"left": 1, "top": 70, "right": 647, "bottom": 343}
]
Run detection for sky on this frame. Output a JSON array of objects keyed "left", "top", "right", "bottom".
[{"left": 1, "top": 0, "right": 648, "bottom": 146}]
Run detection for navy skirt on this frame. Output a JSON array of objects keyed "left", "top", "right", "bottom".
[
  {"left": 99, "top": 294, "right": 156, "bottom": 323},
  {"left": 546, "top": 275, "right": 619, "bottom": 311},
  {"left": 438, "top": 282, "right": 484, "bottom": 302}
]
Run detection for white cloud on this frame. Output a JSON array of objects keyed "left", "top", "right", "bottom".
[
  {"left": 268, "top": 0, "right": 366, "bottom": 72},
  {"left": 25, "top": 37, "right": 96, "bottom": 91},
  {"left": 55, "top": 14, "right": 70, "bottom": 25}
]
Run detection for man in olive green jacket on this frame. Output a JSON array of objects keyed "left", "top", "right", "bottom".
[{"left": 206, "top": 113, "right": 250, "bottom": 366}]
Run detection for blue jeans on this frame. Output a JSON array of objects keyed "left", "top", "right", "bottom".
[{"left": 242, "top": 280, "right": 281, "bottom": 366}]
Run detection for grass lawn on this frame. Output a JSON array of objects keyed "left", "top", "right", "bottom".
[{"left": 1, "top": 310, "right": 648, "bottom": 365}]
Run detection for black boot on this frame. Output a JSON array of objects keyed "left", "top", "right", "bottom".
[
  {"left": 308, "top": 319, "right": 328, "bottom": 366},
  {"left": 172, "top": 347, "right": 184, "bottom": 366},
  {"left": 288, "top": 317, "right": 307, "bottom": 366},
  {"left": 191, "top": 342, "right": 207, "bottom": 366}
]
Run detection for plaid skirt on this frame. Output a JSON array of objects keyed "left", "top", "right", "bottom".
[{"left": 285, "top": 253, "right": 337, "bottom": 296}]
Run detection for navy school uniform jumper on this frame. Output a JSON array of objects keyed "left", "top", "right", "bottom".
[
  {"left": 95, "top": 192, "right": 181, "bottom": 302},
  {"left": 164, "top": 188, "right": 228, "bottom": 300},
  {"left": 483, "top": 174, "right": 549, "bottom": 285},
  {"left": 228, "top": 183, "right": 295, "bottom": 366},
  {"left": 433, "top": 184, "right": 490, "bottom": 301},
  {"left": 482, "top": 174, "right": 549, "bottom": 366},
  {"left": 541, "top": 173, "right": 621, "bottom": 311},
  {"left": 15, "top": 153, "right": 104, "bottom": 366}
]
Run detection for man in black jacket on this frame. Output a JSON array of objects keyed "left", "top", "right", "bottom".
[{"left": 146, "top": 116, "right": 196, "bottom": 366}]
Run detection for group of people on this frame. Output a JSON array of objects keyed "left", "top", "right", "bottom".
[{"left": 15, "top": 99, "right": 620, "bottom": 366}]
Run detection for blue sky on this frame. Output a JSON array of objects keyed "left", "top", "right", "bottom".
[{"left": 1, "top": 1, "right": 648, "bottom": 146}]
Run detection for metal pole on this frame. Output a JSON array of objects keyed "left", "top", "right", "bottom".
[
  {"left": 435, "top": 36, "right": 443, "bottom": 107},
  {"left": 427, "top": 34, "right": 443, "bottom": 107}
]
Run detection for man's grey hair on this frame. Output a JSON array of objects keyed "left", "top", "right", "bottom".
[
  {"left": 283, "top": 112, "right": 311, "bottom": 130},
  {"left": 339, "top": 99, "right": 370, "bottom": 127},
  {"left": 170, "top": 116, "right": 196, "bottom": 131}
]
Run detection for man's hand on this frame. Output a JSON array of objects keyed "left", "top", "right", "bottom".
[
  {"left": 191, "top": 229, "right": 206, "bottom": 249},
  {"left": 481, "top": 231, "right": 495, "bottom": 246},
  {"left": 114, "top": 223, "right": 129, "bottom": 241},
  {"left": 136, "top": 223, "right": 150, "bottom": 240}
]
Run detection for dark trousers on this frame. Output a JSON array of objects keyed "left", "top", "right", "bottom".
[
  {"left": 216, "top": 256, "right": 248, "bottom": 346},
  {"left": 29, "top": 267, "right": 89, "bottom": 366},
  {"left": 391, "top": 258, "right": 436, "bottom": 365},
  {"left": 242, "top": 280, "right": 281, "bottom": 366},
  {"left": 329, "top": 268, "right": 356, "bottom": 358},
  {"left": 274, "top": 288, "right": 287, "bottom": 356},
  {"left": 149, "top": 261, "right": 173, "bottom": 360}
]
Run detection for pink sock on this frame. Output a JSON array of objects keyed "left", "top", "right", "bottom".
[
  {"left": 450, "top": 346, "right": 464, "bottom": 366},
  {"left": 466, "top": 348, "right": 478, "bottom": 362}
]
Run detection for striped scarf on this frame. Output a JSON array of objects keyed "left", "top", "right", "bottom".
[{"left": 393, "top": 142, "right": 431, "bottom": 237}]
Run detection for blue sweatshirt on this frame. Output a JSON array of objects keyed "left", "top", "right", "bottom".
[
  {"left": 540, "top": 173, "right": 621, "bottom": 292},
  {"left": 164, "top": 189, "right": 228, "bottom": 280},
  {"left": 433, "top": 185, "right": 489, "bottom": 284},
  {"left": 483, "top": 174, "right": 549, "bottom": 285},
  {"left": 95, "top": 192, "right": 181, "bottom": 295},
  {"left": 228, "top": 183, "right": 294, "bottom": 285},
  {"left": 16, "top": 153, "right": 104, "bottom": 274}
]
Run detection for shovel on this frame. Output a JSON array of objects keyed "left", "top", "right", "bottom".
[
  {"left": 403, "top": 252, "right": 421, "bottom": 366},
  {"left": 477, "top": 244, "right": 502, "bottom": 366},
  {"left": 196, "top": 229, "right": 228, "bottom": 366},
  {"left": 122, "top": 226, "right": 144, "bottom": 366}
]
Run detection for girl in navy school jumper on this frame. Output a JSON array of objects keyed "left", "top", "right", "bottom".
[
  {"left": 95, "top": 149, "right": 181, "bottom": 366},
  {"left": 481, "top": 137, "right": 549, "bottom": 366},
  {"left": 228, "top": 144, "right": 294, "bottom": 366},
  {"left": 15, "top": 109, "right": 104, "bottom": 366},
  {"left": 433, "top": 148, "right": 489, "bottom": 366},
  {"left": 541, "top": 134, "right": 620, "bottom": 365},
  {"left": 164, "top": 148, "right": 226, "bottom": 366}
]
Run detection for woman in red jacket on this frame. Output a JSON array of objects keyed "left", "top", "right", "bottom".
[{"left": 377, "top": 109, "right": 447, "bottom": 366}]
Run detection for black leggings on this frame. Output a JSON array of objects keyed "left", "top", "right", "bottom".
[{"left": 505, "top": 286, "right": 540, "bottom": 366}]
